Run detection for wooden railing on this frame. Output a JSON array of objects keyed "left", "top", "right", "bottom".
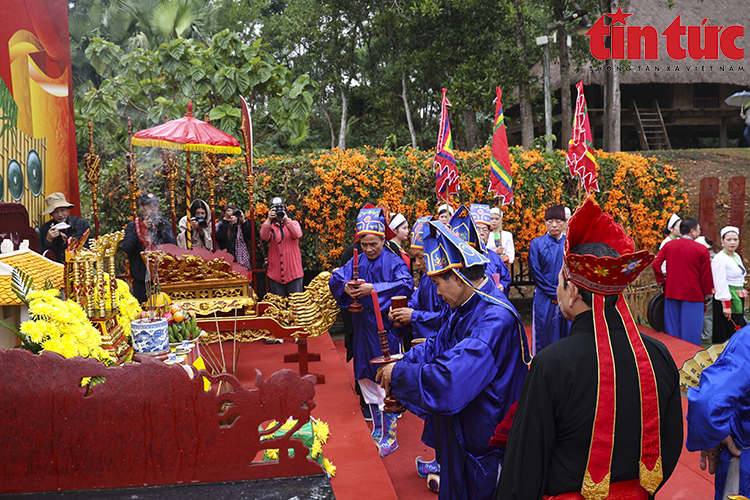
[{"left": 693, "top": 97, "right": 719, "bottom": 109}]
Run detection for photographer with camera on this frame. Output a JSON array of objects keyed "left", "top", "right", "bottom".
[
  {"left": 39, "top": 192, "right": 91, "bottom": 262},
  {"left": 122, "top": 193, "right": 177, "bottom": 303},
  {"left": 260, "top": 197, "right": 304, "bottom": 297},
  {"left": 177, "top": 199, "right": 213, "bottom": 250},
  {"left": 216, "top": 204, "right": 253, "bottom": 269}
]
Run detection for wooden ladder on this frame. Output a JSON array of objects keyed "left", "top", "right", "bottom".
[{"left": 632, "top": 98, "right": 672, "bottom": 151}]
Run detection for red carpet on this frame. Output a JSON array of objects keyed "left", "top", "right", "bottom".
[
  {"left": 213, "top": 325, "right": 715, "bottom": 499},
  {"left": 635, "top": 325, "right": 715, "bottom": 498}
]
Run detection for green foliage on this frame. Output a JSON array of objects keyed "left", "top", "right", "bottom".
[
  {"left": 11, "top": 268, "right": 33, "bottom": 306},
  {"left": 0, "top": 77, "right": 18, "bottom": 140},
  {"left": 76, "top": 31, "right": 318, "bottom": 166}
]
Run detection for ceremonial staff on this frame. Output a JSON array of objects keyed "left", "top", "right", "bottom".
[
  {"left": 125, "top": 118, "right": 138, "bottom": 222},
  {"left": 240, "top": 96, "right": 258, "bottom": 291},
  {"left": 202, "top": 113, "right": 218, "bottom": 251},
  {"left": 83, "top": 119, "right": 101, "bottom": 238}
]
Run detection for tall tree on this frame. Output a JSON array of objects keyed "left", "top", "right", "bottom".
[
  {"left": 78, "top": 31, "right": 317, "bottom": 157},
  {"left": 511, "top": 0, "right": 536, "bottom": 149}
]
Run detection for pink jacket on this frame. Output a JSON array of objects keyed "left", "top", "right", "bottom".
[{"left": 260, "top": 219, "right": 304, "bottom": 284}]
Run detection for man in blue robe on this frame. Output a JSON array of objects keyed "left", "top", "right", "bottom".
[
  {"left": 471, "top": 204, "right": 511, "bottom": 294},
  {"left": 329, "top": 206, "right": 413, "bottom": 457},
  {"left": 528, "top": 204, "right": 569, "bottom": 355},
  {"left": 390, "top": 216, "right": 450, "bottom": 341},
  {"left": 449, "top": 205, "right": 510, "bottom": 293},
  {"left": 687, "top": 324, "right": 750, "bottom": 500},
  {"left": 389, "top": 216, "right": 450, "bottom": 486},
  {"left": 377, "top": 221, "right": 530, "bottom": 500}
]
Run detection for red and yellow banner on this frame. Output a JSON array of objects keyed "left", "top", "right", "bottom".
[{"left": 0, "top": 0, "right": 78, "bottom": 226}]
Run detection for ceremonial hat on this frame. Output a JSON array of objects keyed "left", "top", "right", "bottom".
[
  {"left": 423, "top": 221, "right": 488, "bottom": 276},
  {"left": 544, "top": 204, "right": 566, "bottom": 221},
  {"left": 389, "top": 213, "right": 407, "bottom": 231},
  {"left": 448, "top": 205, "right": 485, "bottom": 252},
  {"left": 667, "top": 213, "right": 681, "bottom": 230},
  {"left": 43, "top": 192, "right": 74, "bottom": 215},
  {"left": 469, "top": 203, "right": 492, "bottom": 226},
  {"left": 490, "top": 207, "right": 501, "bottom": 216},
  {"left": 356, "top": 206, "right": 387, "bottom": 238},
  {"left": 410, "top": 216, "right": 433, "bottom": 250},
  {"left": 355, "top": 203, "right": 397, "bottom": 240},
  {"left": 562, "top": 197, "right": 661, "bottom": 500},
  {"left": 563, "top": 199, "right": 654, "bottom": 295}
]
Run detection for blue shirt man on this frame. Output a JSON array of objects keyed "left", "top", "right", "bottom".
[
  {"left": 378, "top": 221, "right": 529, "bottom": 500},
  {"left": 449, "top": 204, "right": 511, "bottom": 293},
  {"left": 528, "top": 204, "right": 570, "bottom": 354},
  {"left": 329, "top": 206, "right": 413, "bottom": 457},
  {"left": 389, "top": 216, "right": 450, "bottom": 341}
]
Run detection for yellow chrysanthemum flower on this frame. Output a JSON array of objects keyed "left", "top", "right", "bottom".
[
  {"left": 323, "top": 458, "right": 336, "bottom": 477},
  {"left": 265, "top": 449, "right": 279, "bottom": 460},
  {"left": 313, "top": 419, "right": 330, "bottom": 444},
  {"left": 310, "top": 441, "right": 322, "bottom": 459},
  {"left": 20, "top": 320, "right": 47, "bottom": 343}
]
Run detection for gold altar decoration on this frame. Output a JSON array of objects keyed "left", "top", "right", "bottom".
[
  {"left": 177, "top": 297, "right": 256, "bottom": 316},
  {"left": 147, "top": 250, "right": 254, "bottom": 311},
  {"left": 198, "top": 271, "right": 338, "bottom": 344},
  {"left": 262, "top": 272, "right": 339, "bottom": 338},
  {"left": 162, "top": 150, "right": 180, "bottom": 237},
  {"left": 83, "top": 118, "right": 101, "bottom": 237},
  {"left": 125, "top": 118, "right": 138, "bottom": 222},
  {"left": 64, "top": 230, "right": 130, "bottom": 360},
  {"left": 200, "top": 149, "right": 218, "bottom": 250},
  {"left": 202, "top": 328, "right": 279, "bottom": 344},
  {"left": 151, "top": 251, "right": 251, "bottom": 283}
]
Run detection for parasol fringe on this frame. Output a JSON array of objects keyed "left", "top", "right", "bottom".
[{"left": 131, "top": 137, "right": 241, "bottom": 155}]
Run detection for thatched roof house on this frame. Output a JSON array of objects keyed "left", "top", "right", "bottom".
[{"left": 512, "top": 0, "right": 750, "bottom": 150}]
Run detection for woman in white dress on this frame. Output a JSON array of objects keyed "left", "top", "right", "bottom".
[
  {"left": 486, "top": 207, "right": 515, "bottom": 264},
  {"left": 712, "top": 226, "right": 747, "bottom": 343}
]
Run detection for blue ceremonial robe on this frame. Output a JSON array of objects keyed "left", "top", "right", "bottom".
[
  {"left": 390, "top": 279, "right": 530, "bottom": 500},
  {"left": 687, "top": 325, "right": 750, "bottom": 499},
  {"left": 408, "top": 273, "right": 450, "bottom": 339},
  {"left": 485, "top": 249, "right": 511, "bottom": 294},
  {"left": 329, "top": 249, "right": 413, "bottom": 381},
  {"left": 528, "top": 233, "right": 569, "bottom": 354}
]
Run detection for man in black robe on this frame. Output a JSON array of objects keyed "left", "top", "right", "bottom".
[{"left": 496, "top": 199, "right": 684, "bottom": 500}]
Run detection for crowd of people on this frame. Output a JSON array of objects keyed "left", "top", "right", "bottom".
[
  {"left": 327, "top": 201, "right": 748, "bottom": 500},
  {"left": 39, "top": 192, "right": 305, "bottom": 304},
  {"left": 36, "top": 188, "right": 750, "bottom": 499}
]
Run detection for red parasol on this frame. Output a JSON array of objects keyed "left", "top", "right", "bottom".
[
  {"left": 132, "top": 101, "right": 241, "bottom": 154},
  {"left": 131, "top": 102, "right": 241, "bottom": 249}
]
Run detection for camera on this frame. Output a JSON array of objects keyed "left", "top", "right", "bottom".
[
  {"left": 54, "top": 223, "right": 76, "bottom": 237},
  {"left": 270, "top": 196, "right": 287, "bottom": 226},
  {"left": 145, "top": 215, "right": 167, "bottom": 228},
  {"left": 194, "top": 216, "right": 208, "bottom": 229},
  {"left": 233, "top": 209, "right": 243, "bottom": 220}
]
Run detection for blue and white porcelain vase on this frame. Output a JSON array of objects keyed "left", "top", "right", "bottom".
[{"left": 131, "top": 318, "right": 170, "bottom": 355}]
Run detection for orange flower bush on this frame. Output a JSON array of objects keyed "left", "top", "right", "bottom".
[
  {"left": 234, "top": 147, "right": 688, "bottom": 270},
  {"left": 84, "top": 146, "right": 688, "bottom": 274}
]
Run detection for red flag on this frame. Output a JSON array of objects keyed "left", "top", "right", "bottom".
[
  {"left": 434, "top": 89, "right": 459, "bottom": 201},
  {"left": 567, "top": 81, "right": 599, "bottom": 195},
  {"left": 488, "top": 87, "right": 513, "bottom": 205}
]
